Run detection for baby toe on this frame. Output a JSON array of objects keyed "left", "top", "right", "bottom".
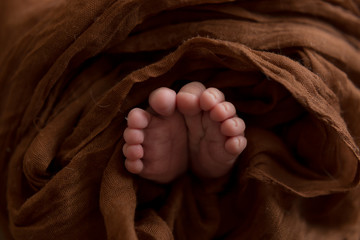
[
  {"left": 124, "top": 128, "right": 144, "bottom": 144},
  {"left": 209, "top": 101, "right": 236, "bottom": 122},
  {"left": 127, "top": 108, "right": 151, "bottom": 129},
  {"left": 177, "top": 81, "right": 206, "bottom": 116},
  {"left": 123, "top": 143, "right": 144, "bottom": 160},
  {"left": 125, "top": 159, "right": 144, "bottom": 174},
  {"left": 199, "top": 87, "right": 225, "bottom": 111},
  {"left": 225, "top": 136, "right": 247, "bottom": 155},
  {"left": 149, "top": 87, "right": 176, "bottom": 117},
  {"left": 220, "top": 117, "right": 245, "bottom": 137}
]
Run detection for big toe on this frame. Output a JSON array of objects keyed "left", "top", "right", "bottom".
[
  {"left": 177, "top": 81, "right": 206, "bottom": 116},
  {"left": 149, "top": 87, "right": 177, "bottom": 116}
]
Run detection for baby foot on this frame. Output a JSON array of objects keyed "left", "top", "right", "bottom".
[
  {"left": 177, "top": 82, "right": 247, "bottom": 179},
  {"left": 123, "top": 87, "right": 188, "bottom": 183},
  {"left": 123, "top": 82, "right": 246, "bottom": 182}
]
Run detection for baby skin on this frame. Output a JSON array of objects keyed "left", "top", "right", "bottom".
[{"left": 123, "top": 82, "right": 247, "bottom": 183}]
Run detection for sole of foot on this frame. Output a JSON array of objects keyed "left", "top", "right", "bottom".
[
  {"left": 123, "top": 82, "right": 247, "bottom": 183},
  {"left": 177, "top": 82, "right": 246, "bottom": 179}
]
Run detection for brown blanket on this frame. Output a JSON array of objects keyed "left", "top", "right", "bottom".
[{"left": 1, "top": 0, "right": 360, "bottom": 239}]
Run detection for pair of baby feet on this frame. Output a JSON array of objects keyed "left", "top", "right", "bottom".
[{"left": 123, "top": 82, "right": 247, "bottom": 183}]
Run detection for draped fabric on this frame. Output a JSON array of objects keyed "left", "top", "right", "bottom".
[{"left": 1, "top": 0, "right": 360, "bottom": 239}]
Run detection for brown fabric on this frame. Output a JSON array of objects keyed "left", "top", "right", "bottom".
[{"left": 1, "top": 0, "right": 360, "bottom": 239}]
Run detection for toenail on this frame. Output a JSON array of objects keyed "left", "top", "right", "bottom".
[
  {"left": 236, "top": 137, "right": 244, "bottom": 151},
  {"left": 232, "top": 119, "right": 238, "bottom": 127},
  {"left": 239, "top": 136, "right": 247, "bottom": 148},
  {"left": 232, "top": 137, "right": 238, "bottom": 146},
  {"left": 209, "top": 90, "right": 217, "bottom": 101}
]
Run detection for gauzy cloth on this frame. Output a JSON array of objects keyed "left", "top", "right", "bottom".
[{"left": 1, "top": 0, "right": 360, "bottom": 239}]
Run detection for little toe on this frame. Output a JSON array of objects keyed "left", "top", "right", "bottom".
[
  {"left": 177, "top": 81, "right": 206, "bottom": 116},
  {"left": 225, "top": 136, "right": 247, "bottom": 155},
  {"left": 199, "top": 87, "right": 225, "bottom": 111},
  {"left": 149, "top": 87, "right": 176, "bottom": 116},
  {"left": 123, "top": 143, "right": 144, "bottom": 160},
  {"left": 209, "top": 101, "right": 236, "bottom": 122},
  {"left": 220, "top": 117, "right": 246, "bottom": 137},
  {"left": 127, "top": 108, "right": 151, "bottom": 129},
  {"left": 124, "top": 128, "right": 144, "bottom": 144},
  {"left": 125, "top": 159, "right": 144, "bottom": 174}
]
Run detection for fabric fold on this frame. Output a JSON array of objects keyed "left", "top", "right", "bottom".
[{"left": 1, "top": 0, "right": 360, "bottom": 239}]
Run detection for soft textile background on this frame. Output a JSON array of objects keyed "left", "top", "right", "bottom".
[{"left": 1, "top": 0, "right": 360, "bottom": 239}]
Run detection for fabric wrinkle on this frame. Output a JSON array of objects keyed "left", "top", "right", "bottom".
[{"left": 0, "top": 0, "right": 360, "bottom": 239}]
